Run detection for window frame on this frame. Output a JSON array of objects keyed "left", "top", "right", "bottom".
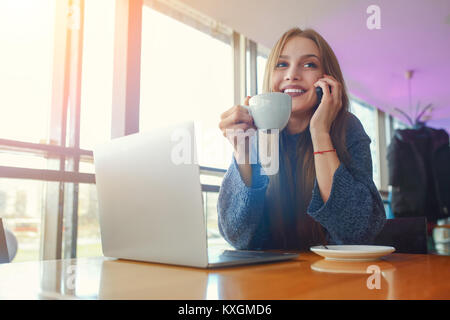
[{"left": 0, "top": 0, "right": 260, "bottom": 261}]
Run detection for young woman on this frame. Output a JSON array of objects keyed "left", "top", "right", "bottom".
[{"left": 217, "top": 27, "right": 386, "bottom": 250}]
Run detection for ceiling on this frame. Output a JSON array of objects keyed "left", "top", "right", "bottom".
[{"left": 179, "top": 0, "right": 450, "bottom": 132}]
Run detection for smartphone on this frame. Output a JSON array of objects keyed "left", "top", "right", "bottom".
[
  {"left": 315, "top": 86, "right": 323, "bottom": 105},
  {"left": 314, "top": 86, "right": 323, "bottom": 112},
  {"left": 315, "top": 85, "right": 332, "bottom": 111}
]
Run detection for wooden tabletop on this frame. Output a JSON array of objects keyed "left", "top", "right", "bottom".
[{"left": 0, "top": 252, "right": 449, "bottom": 299}]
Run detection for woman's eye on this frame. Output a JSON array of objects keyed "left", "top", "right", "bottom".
[
  {"left": 276, "top": 61, "right": 317, "bottom": 68},
  {"left": 304, "top": 62, "right": 317, "bottom": 68}
]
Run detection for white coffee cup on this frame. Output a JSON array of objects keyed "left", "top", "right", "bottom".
[{"left": 242, "top": 92, "right": 292, "bottom": 130}]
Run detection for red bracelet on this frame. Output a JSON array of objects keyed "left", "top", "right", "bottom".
[{"left": 314, "top": 149, "right": 336, "bottom": 155}]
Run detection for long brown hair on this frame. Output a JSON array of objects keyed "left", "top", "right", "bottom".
[{"left": 262, "top": 27, "right": 351, "bottom": 250}]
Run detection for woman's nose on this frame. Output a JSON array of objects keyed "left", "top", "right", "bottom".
[{"left": 284, "top": 66, "right": 301, "bottom": 81}]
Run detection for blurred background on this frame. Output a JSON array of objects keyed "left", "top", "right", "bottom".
[{"left": 0, "top": 0, "right": 449, "bottom": 262}]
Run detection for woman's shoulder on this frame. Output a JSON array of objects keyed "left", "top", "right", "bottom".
[{"left": 343, "top": 112, "right": 371, "bottom": 148}]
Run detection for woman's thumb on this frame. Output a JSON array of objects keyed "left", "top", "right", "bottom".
[{"left": 243, "top": 96, "right": 251, "bottom": 106}]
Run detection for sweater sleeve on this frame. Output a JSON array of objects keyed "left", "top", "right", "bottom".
[
  {"left": 307, "top": 115, "right": 386, "bottom": 245},
  {"left": 217, "top": 153, "right": 270, "bottom": 250}
]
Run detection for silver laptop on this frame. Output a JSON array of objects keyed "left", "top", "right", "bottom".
[{"left": 93, "top": 121, "right": 299, "bottom": 268}]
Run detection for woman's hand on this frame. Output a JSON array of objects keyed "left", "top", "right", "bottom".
[
  {"left": 310, "top": 74, "right": 343, "bottom": 136},
  {"left": 219, "top": 96, "right": 257, "bottom": 163}
]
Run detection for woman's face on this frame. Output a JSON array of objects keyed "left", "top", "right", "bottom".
[{"left": 271, "top": 36, "right": 324, "bottom": 115}]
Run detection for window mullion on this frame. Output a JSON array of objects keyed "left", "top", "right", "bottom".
[
  {"left": 41, "top": 0, "right": 71, "bottom": 261},
  {"left": 232, "top": 32, "right": 247, "bottom": 105},
  {"left": 111, "top": 0, "right": 143, "bottom": 138},
  {"left": 63, "top": 0, "right": 85, "bottom": 259},
  {"left": 248, "top": 39, "right": 257, "bottom": 96}
]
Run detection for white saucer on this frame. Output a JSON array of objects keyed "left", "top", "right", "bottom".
[{"left": 310, "top": 245, "right": 395, "bottom": 261}]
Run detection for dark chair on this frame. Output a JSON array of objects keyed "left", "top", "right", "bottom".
[
  {"left": 373, "top": 217, "right": 428, "bottom": 254},
  {"left": 0, "top": 218, "right": 10, "bottom": 263}
]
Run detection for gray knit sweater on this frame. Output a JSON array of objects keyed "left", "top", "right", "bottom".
[{"left": 217, "top": 112, "right": 386, "bottom": 250}]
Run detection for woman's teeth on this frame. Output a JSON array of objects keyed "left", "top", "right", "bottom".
[
  {"left": 284, "top": 89, "right": 305, "bottom": 93},
  {"left": 284, "top": 88, "right": 306, "bottom": 97}
]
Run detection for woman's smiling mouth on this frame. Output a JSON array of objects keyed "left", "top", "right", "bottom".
[
  {"left": 284, "top": 88, "right": 306, "bottom": 97},
  {"left": 282, "top": 85, "right": 308, "bottom": 98}
]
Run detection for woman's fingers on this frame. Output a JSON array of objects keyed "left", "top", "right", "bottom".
[
  {"left": 220, "top": 105, "right": 237, "bottom": 120},
  {"left": 218, "top": 96, "right": 255, "bottom": 161},
  {"left": 223, "top": 122, "right": 253, "bottom": 138},
  {"left": 319, "top": 75, "right": 342, "bottom": 105},
  {"left": 314, "top": 80, "right": 331, "bottom": 102},
  {"left": 222, "top": 122, "right": 257, "bottom": 139},
  {"left": 223, "top": 123, "right": 257, "bottom": 155},
  {"left": 220, "top": 96, "right": 251, "bottom": 120},
  {"left": 219, "top": 107, "right": 254, "bottom": 131}
]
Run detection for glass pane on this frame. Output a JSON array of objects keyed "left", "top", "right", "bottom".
[
  {"left": 79, "top": 0, "right": 115, "bottom": 150},
  {"left": 246, "top": 46, "right": 251, "bottom": 96},
  {"left": 200, "top": 173, "right": 224, "bottom": 186},
  {"left": 140, "top": 7, "right": 234, "bottom": 169},
  {"left": 61, "top": 181, "right": 102, "bottom": 259},
  {"left": 350, "top": 100, "right": 379, "bottom": 187},
  {"left": 0, "top": 178, "right": 51, "bottom": 263},
  {"left": 62, "top": 181, "right": 76, "bottom": 259},
  {"left": 203, "top": 191, "right": 232, "bottom": 249},
  {"left": 77, "top": 183, "right": 102, "bottom": 258},
  {"left": 62, "top": 156, "right": 95, "bottom": 174},
  {"left": 79, "top": 158, "right": 95, "bottom": 174},
  {"left": 257, "top": 54, "right": 268, "bottom": 94},
  {"left": 0, "top": 0, "right": 55, "bottom": 143},
  {"left": 0, "top": 151, "right": 49, "bottom": 170},
  {"left": 62, "top": 181, "right": 102, "bottom": 259},
  {"left": 393, "top": 117, "right": 408, "bottom": 130}
]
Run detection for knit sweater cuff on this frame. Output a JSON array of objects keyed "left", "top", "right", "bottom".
[
  {"left": 231, "top": 155, "right": 270, "bottom": 191},
  {"left": 217, "top": 156, "right": 270, "bottom": 249},
  {"left": 307, "top": 162, "right": 353, "bottom": 221}
]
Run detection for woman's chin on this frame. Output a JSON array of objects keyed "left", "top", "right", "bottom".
[{"left": 291, "top": 104, "right": 315, "bottom": 115}]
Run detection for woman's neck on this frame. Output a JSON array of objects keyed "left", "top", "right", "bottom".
[{"left": 286, "top": 111, "right": 313, "bottom": 135}]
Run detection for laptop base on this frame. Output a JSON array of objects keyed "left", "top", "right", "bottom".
[{"left": 207, "top": 249, "right": 299, "bottom": 268}]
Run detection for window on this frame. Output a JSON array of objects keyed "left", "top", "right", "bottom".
[
  {"left": 140, "top": 5, "right": 236, "bottom": 249},
  {"left": 76, "top": 183, "right": 102, "bottom": 257},
  {"left": 79, "top": 0, "right": 115, "bottom": 150},
  {"left": 62, "top": 0, "right": 115, "bottom": 257},
  {"left": 0, "top": 0, "right": 109, "bottom": 262},
  {"left": 203, "top": 191, "right": 232, "bottom": 250},
  {"left": 392, "top": 117, "right": 408, "bottom": 131},
  {"left": 0, "top": 153, "right": 48, "bottom": 170},
  {"left": 246, "top": 45, "right": 251, "bottom": 96},
  {"left": 139, "top": 6, "right": 234, "bottom": 169},
  {"left": 1, "top": 0, "right": 255, "bottom": 260},
  {"left": 257, "top": 55, "right": 268, "bottom": 94},
  {"left": 350, "top": 99, "right": 380, "bottom": 187},
  {"left": 257, "top": 46, "right": 269, "bottom": 94},
  {"left": 0, "top": 1, "right": 59, "bottom": 263},
  {"left": 0, "top": 0, "right": 56, "bottom": 144},
  {"left": 0, "top": 179, "right": 56, "bottom": 262}
]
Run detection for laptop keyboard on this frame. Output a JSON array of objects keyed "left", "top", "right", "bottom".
[
  {"left": 221, "top": 250, "right": 287, "bottom": 258},
  {"left": 207, "top": 248, "right": 299, "bottom": 267}
]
